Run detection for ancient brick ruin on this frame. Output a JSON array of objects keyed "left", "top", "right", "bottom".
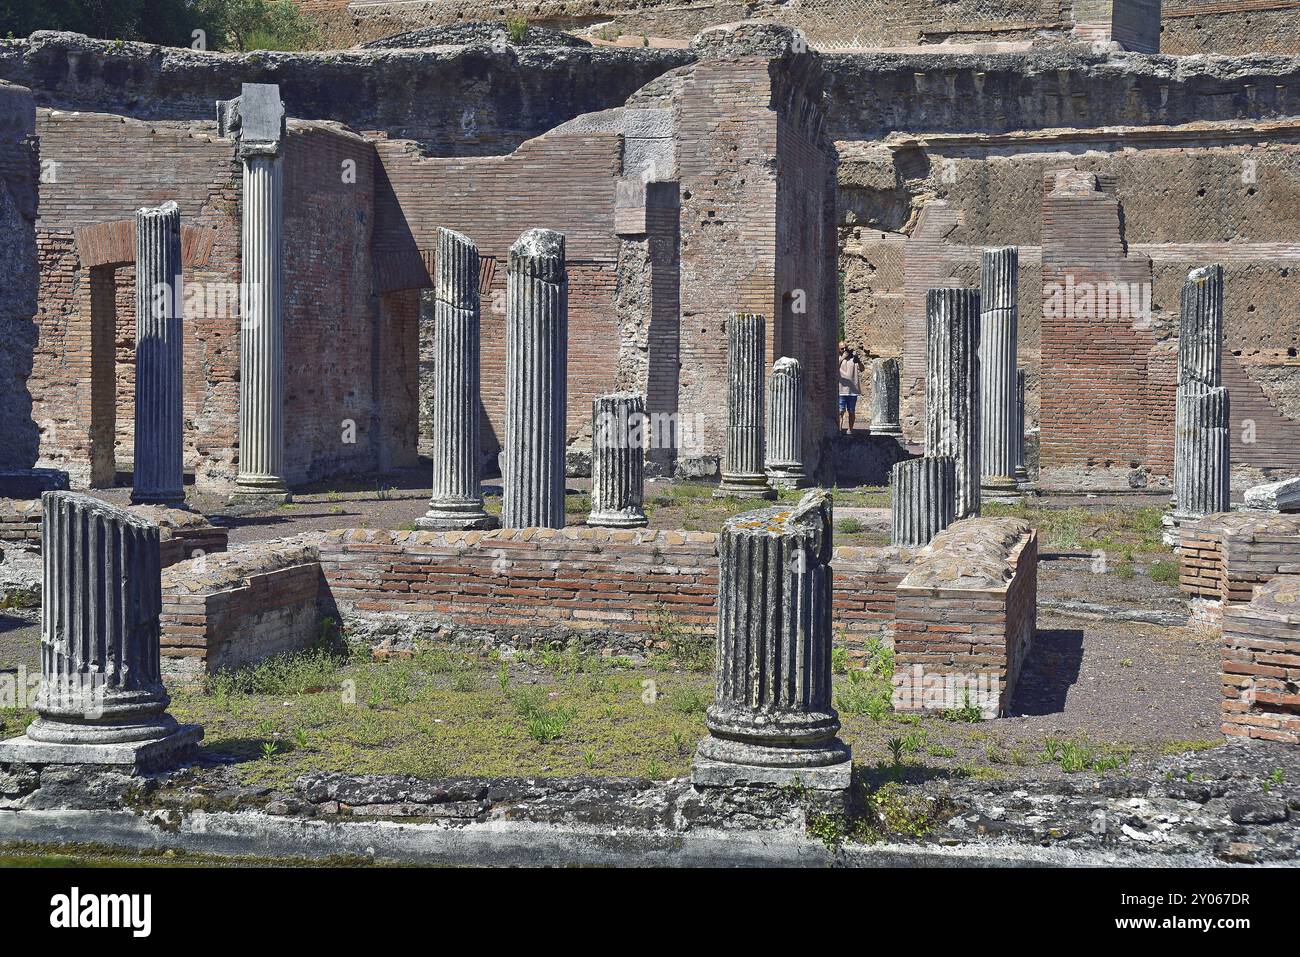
[{"left": 0, "top": 2, "right": 1298, "bottom": 870}]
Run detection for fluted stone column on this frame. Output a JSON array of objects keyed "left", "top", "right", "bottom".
[
  {"left": 1166, "top": 265, "right": 1228, "bottom": 543},
  {"left": 717, "top": 313, "right": 775, "bottom": 499},
  {"left": 693, "top": 488, "right": 851, "bottom": 790},
  {"left": 1178, "top": 264, "right": 1224, "bottom": 390},
  {"left": 588, "top": 392, "right": 648, "bottom": 528},
  {"left": 891, "top": 456, "right": 956, "bottom": 547},
  {"left": 1175, "top": 385, "right": 1231, "bottom": 520},
  {"left": 132, "top": 201, "right": 185, "bottom": 506},
  {"left": 979, "top": 247, "right": 1019, "bottom": 499},
  {"left": 1013, "top": 369, "right": 1029, "bottom": 485},
  {"left": 0, "top": 493, "right": 201, "bottom": 769},
  {"left": 868, "top": 357, "right": 902, "bottom": 436},
  {"left": 764, "top": 357, "right": 809, "bottom": 489},
  {"left": 233, "top": 84, "right": 290, "bottom": 503},
  {"left": 925, "top": 288, "right": 981, "bottom": 519},
  {"left": 418, "top": 228, "right": 496, "bottom": 530},
  {"left": 502, "top": 228, "right": 568, "bottom": 529}
]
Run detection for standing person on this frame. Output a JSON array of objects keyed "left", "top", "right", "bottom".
[{"left": 838, "top": 341, "right": 864, "bottom": 434}]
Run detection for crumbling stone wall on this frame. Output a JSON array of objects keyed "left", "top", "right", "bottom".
[
  {"left": 1162, "top": 0, "right": 1300, "bottom": 56},
  {"left": 0, "top": 81, "right": 39, "bottom": 471}
]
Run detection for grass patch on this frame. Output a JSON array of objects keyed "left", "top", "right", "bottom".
[{"left": 1040, "top": 737, "right": 1132, "bottom": 773}]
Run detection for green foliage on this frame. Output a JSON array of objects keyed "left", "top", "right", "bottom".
[
  {"left": 505, "top": 14, "right": 528, "bottom": 44},
  {"left": 837, "top": 517, "right": 863, "bottom": 535},
  {"left": 652, "top": 604, "right": 712, "bottom": 672},
  {"left": 205, "top": 646, "right": 345, "bottom": 699},
  {"left": 511, "top": 687, "right": 574, "bottom": 743},
  {"left": 830, "top": 645, "right": 849, "bottom": 676},
  {"left": 1148, "top": 559, "right": 1180, "bottom": 586},
  {"left": 0, "top": 0, "right": 320, "bottom": 52},
  {"left": 833, "top": 635, "right": 894, "bottom": 719},
  {"left": 1040, "top": 737, "right": 1130, "bottom": 773},
  {"left": 666, "top": 684, "right": 709, "bottom": 715}
]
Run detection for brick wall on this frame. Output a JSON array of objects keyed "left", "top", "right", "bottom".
[
  {"left": 161, "top": 541, "right": 322, "bottom": 679},
  {"left": 1222, "top": 574, "right": 1300, "bottom": 744},
  {"left": 893, "top": 518, "right": 1038, "bottom": 717},
  {"left": 1179, "top": 512, "right": 1300, "bottom": 608},
  {"left": 30, "top": 110, "right": 242, "bottom": 490},
  {"left": 676, "top": 50, "right": 837, "bottom": 474},
  {"left": 314, "top": 526, "right": 904, "bottom": 651}
]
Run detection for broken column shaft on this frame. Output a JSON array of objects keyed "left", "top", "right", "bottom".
[
  {"left": 588, "top": 392, "right": 648, "bottom": 528},
  {"left": 502, "top": 228, "right": 568, "bottom": 529},
  {"left": 131, "top": 201, "right": 185, "bottom": 506},
  {"left": 925, "top": 288, "right": 981, "bottom": 519},
  {"left": 979, "top": 247, "right": 1019, "bottom": 498},
  {"left": 765, "top": 356, "right": 809, "bottom": 489},
  {"left": 891, "top": 455, "right": 957, "bottom": 547},
  {"left": 868, "top": 357, "right": 902, "bottom": 436},
  {"left": 717, "top": 312, "right": 775, "bottom": 499}
]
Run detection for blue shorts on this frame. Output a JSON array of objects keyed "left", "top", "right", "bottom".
[{"left": 838, "top": 394, "right": 858, "bottom": 414}]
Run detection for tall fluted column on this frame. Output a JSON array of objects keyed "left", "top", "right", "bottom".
[
  {"left": 588, "top": 392, "right": 648, "bottom": 528},
  {"left": 764, "top": 357, "right": 809, "bottom": 489},
  {"left": 717, "top": 313, "right": 775, "bottom": 499},
  {"left": 868, "top": 357, "right": 902, "bottom": 435},
  {"left": 979, "top": 247, "right": 1019, "bottom": 498},
  {"left": 418, "top": 228, "right": 496, "bottom": 530},
  {"left": 132, "top": 201, "right": 185, "bottom": 506},
  {"left": 502, "top": 228, "right": 568, "bottom": 529},
  {"left": 1013, "top": 369, "right": 1029, "bottom": 485},
  {"left": 693, "top": 489, "right": 851, "bottom": 790},
  {"left": 19, "top": 493, "right": 200, "bottom": 753},
  {"left": 891, "top": 456, "right": 957, "bottom": 547},
  {"left": 233, "top": 87, "right": 290, "bottom": 503},
  {"left": 1167, "top": 264, "right": 1229, "bottom": 543},
  {"left": 925, "top": 288, "right": 981, "bottom": 518}
]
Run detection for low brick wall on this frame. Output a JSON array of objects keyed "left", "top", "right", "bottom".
[
  {"left": 1222, "top": 575, "right": 1300, "bottom": 744},
  {"left": 315, "top": 527, "right": 906, "bottom": 657},
  {"left": 1180, "top": 513, "right": 1300, "bottom": 627},
  {"left": 161, "top": 541, "right": 322, "bottom": 680},
  {"left": 0, "top": 498, "right": 227, "bottom": 568},
  {"left": 892, "top": 518, "right": 1038, "bottom": 718},
  {"left": 0, "top": 500, "right": 41, "bottom": 545}
]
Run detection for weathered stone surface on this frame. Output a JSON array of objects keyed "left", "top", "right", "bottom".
[
  {"left": 925, "top": 288, "right": 981, "bottom": 519},
  {"left": 764, "top": 357, "right": 809, "bottom": 489},
  {"left": 1169, "top": 265, "right": 1229, "bottom": 539},
  {"left": 588, "top": 392, "right": 648, "bottom": 528},
  {"left": 900, "top": 516, "right": 1032, "bottom": 590},
  {"left": 418, "top": 228, "right": 496, "bottom": 531},
  {"left": 502, "top": 228, "right": 568, "bottom": 529},
  {"left": 867, "top": 357, "right": 901, "bottom": 436},
  {"left": 694, "top": 488, "right": 851, "bottom": 790},
  {"left": 233, "top": 84, "right": 290, "bottom": 504},
  {"left": 717, "top": 313, "right": 775, "bottom": 499},
  {"left": 1243, "top": 476, "right": 1300, "bottom": 513},
  {"left": 891, "top": 455, "right": 956, "bottom": 547},
  {"left": 978, "top": 247, "right": 1018, "bottom": 495},
  {"left": 1013, "top": 369, "right": 1028, "bottom": 485},
  {"left": 131, "top": 201, "right": 185, "bottom": 506},
  {"left": 0, "top": 492, "right": 200, "bottom": 770}
]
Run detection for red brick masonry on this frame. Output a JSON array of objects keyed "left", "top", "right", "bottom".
[
  {"left": 892, "top": 518, "right": 1039, "bottom": 717},
  {"left": 1222, "top": 575, "right": 1300, "bottom": 744},
  {"left": 156, "top": 522, "right": 1037, "bottom": 699}
]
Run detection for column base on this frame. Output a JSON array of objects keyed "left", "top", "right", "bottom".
[
  {"left": 869, "top": 424, "right": 903, "bottom": 437},
  {"left": 765, "top": 467, "right": 811, "bottom": 490},
  {"left": 691, "top": 751, "right": 852, "bottom": 791},
  {"left": 980, "top": 475, "right": 1021, "bottom": 503},
  {"left": 230, "top": 476, "right": 292, "bottom": 506},
  {"left": 586, "top": 510, "right": 648, "bottom": 529},
  {"left": 715, "top": 473, "right": 776, "bottom": 499},
  {"left": 130, "top": 489, "right": 188, "bottom": 508},
  {"left": 415, "top": 502, "right": 499, "bottom": 531},
  {"left": 0, "top": 724, "right": 203, "bottom": 773}
]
